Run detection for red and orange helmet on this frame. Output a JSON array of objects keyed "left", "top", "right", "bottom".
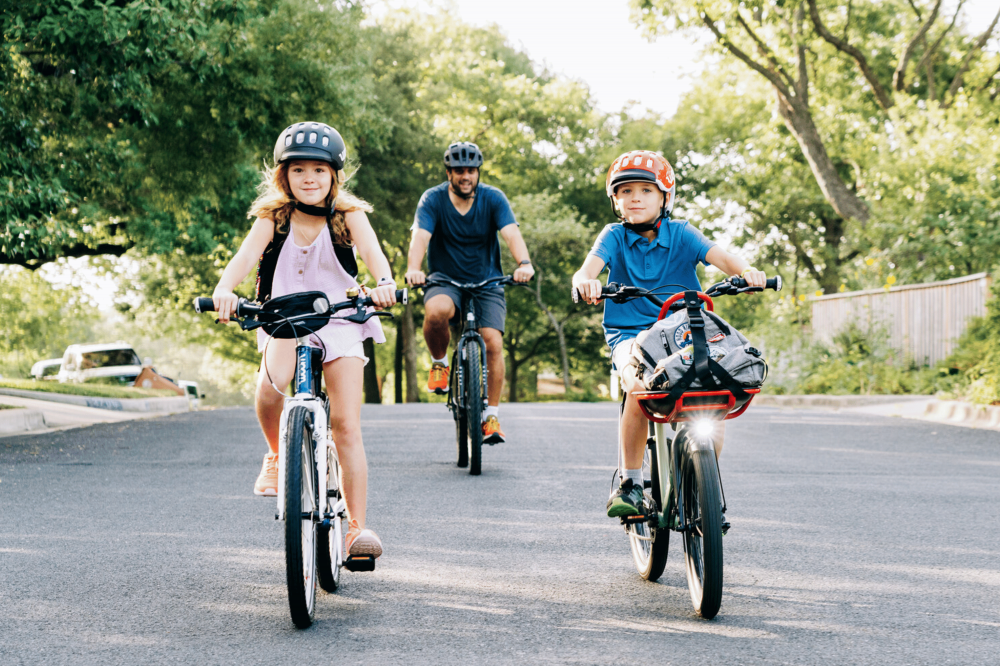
[{"left": 605, "top": 150, "right": 676, "bottom": 219}]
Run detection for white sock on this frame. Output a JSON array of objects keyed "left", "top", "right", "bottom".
[
  {"left": 432, "top": 356, "right": 448, "bottom": 366},
  {"left": 484, "top": 405, "right": 499, "bottom": 421},
  {"left": 624, "top": 469, "right": 644, "bottom": 488}
]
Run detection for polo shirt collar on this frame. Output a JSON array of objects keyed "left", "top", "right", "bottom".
[{"left": 624, "top": 220, "right": 670, "bottom": 248}]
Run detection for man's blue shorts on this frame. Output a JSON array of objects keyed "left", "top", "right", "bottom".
[{"left": 424, "top": 273, "right": 507, "bottom": 334}]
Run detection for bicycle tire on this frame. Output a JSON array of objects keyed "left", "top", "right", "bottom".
[
  {"left": 628, "top": 440, "right": 669, "bottom": 581},
  {"left": 452, "top": 360, "right": 468, "bottom": 468},
  {"left": 681, "top": 447, "right": 723, "bottom": 619},
  {"left": 316, "top": 448, "right": 342, "bottom": 593},
  {"left": 466, "top": 342, "right": 484, "bottom": 476},
  {"left": 285, "top": 406, "right": 318, "bottom": 628}
]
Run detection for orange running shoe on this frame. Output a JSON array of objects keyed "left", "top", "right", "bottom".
[
  {"left": 253, "top": 452, "right": 279, "bottom": 497},
  {"left": 482, "top": 415, "right": 505, "bottom": 444},
  {"left": 427, "top": 361, "right": 449, "bottom": 394},
  {"left": 345, "top": 520, "right": 383, "bottom": 558}
]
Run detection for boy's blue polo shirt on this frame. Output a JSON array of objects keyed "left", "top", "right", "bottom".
[{"left": 589, "top": 219, "right": 715, "bottom": 349}]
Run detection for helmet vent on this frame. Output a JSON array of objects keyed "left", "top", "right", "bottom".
[
  {"left": 295, "top": 132, "right": 304, "bottom": 144},
  {"left": 309, "top": 132, "right": 317, "bottom": 144},
  {"left": 322, "top": 137, "right": 329, "bottom": 147},
  {"left": 284, "top": 135, "right": 292, "bottom": 147}
]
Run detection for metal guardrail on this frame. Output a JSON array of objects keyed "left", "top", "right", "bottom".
[{"left": 810, "top": 273, "right": 991, "bottom": 366}]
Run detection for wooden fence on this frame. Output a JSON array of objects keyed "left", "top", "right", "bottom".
[{"left": 810, "top": 273, "right": 991, "bottom": 366}]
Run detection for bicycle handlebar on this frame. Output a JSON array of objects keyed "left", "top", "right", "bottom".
[
  {"left": 571, "top": 275, "right": 781, "bottom": 305},
  {"left": 407, "top": 274, "right": 531, "bottom": 291},
  {"left": 193, "top": 289, "right": 408, "bottom": 320}
]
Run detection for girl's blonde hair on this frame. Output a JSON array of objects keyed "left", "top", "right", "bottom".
[{"left": 247, "top": 161, "right": 373, "bottom": 246}]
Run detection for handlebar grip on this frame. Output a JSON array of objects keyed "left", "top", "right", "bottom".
[
  {"left": 357, "top": 289, "right": 408, "bottom": 308},
  {"left": 194, "top": 297, "right": 216, "bottom": 313},
  {"left": 571, "top": 287, "right": 580, "bottom": 304},
  {"left": 729, "top": 276, "right": 782, "bottom": 291}
]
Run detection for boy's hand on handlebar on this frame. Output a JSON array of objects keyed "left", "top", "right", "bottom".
[
  {"left": 405, "top": 269, "right": 426, "bottom": 286},
  {"left": 739, "top": 268, "right": 768, "bottom": 290},
  {"left": 212, "top": 289, "right": 239, "bottom": 323},
  {"left": 369, "top": 283, "right": 398, "bottom": 310},
  {"left": 576, "top": 279, "right": 604, "bottom": 305},
  {"left": 513, "top": 263, "right": 534, "bottom": 283}
]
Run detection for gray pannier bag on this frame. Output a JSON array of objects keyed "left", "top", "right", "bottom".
[{"left": 625, "top": 297, "right": 767, "bottom": 395}]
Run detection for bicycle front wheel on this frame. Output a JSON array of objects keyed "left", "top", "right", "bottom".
[
  {"left": 628, "top": 441, "right": 669, "bottom": 581},
  {"left": 285, "top": 406, "right": 318, "bottom": 628},
  {"left": 681, "top": 446, "right": 723, "bottom": 619},
  {"left": 452, "top": 361, "right": 469, "bottom": 468},
  {"left": 465, "top": 343, "right": 484, "bottom": 476}
]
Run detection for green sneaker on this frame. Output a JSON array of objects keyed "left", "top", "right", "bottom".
[{"left": 607, "top": 478, "right": 645, "bottom": 518}]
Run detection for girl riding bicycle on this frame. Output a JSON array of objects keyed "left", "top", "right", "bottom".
[
  {"left": 571, "top": 150, "right": 767, "bottom": 520},
  {"left": 212, "top": 122, "right": 396, "bottom": 559}
]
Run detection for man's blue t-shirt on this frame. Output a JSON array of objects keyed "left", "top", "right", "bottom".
[
  {"left": 589, "top": 219, "right": 716, "bottom": 349},
  {"left": 412, "top": 183, "right": 518, "bottom": 283}
]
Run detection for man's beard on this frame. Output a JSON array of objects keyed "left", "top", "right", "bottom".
[{"left": 450, "top": 179, "right": 477, "bottom": 200}]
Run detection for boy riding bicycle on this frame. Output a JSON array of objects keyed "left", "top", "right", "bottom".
[{"left": 571, "top": 151, "right": 767, "bottom": 519}]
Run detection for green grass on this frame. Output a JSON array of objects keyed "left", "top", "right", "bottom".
[
  {"left": 0, "top": 379, "right": 177, "bottom": 399},
  {"left": 0, "top": 403, "right": 23, "bottom": 410}
]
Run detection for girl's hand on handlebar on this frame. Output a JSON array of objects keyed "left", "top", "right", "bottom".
[
  {"left": 405, "top": 269, "right": 426, "bottom": 286},
  {"left": 369, "top": 283, "right": 398, "bottom": 310},
  {"left": 212, "top": 289, "right": 239, "bottom": 323},
  {"left": 576, "top": 279, "right": 604, "bottom": 305}
]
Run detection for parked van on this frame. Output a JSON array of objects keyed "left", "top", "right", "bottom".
[{"left": 57, "top": 342, "right": 143, "bottom": 385}]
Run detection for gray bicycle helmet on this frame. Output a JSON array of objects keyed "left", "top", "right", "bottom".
[
  {"left": 273, "top": 122, "right": 347, "bottom": 170},
  {"left": 443, "top": 141, "right": 484, "bottom": 168}
]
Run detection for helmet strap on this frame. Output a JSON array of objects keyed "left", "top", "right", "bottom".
[
  {"left": 622, "top": 220, "right": 660, "bottom": 233},
  {"left": 295, "top": 197, "right": 337, "bottom": 219}
]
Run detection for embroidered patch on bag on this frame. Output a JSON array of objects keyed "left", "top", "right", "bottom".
[{"left": 673, "top": 323, "right": 691, "bottom": 348}]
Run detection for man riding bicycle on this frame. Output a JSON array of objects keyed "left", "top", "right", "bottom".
[{"left": 405, "top": 141, "right": 534, "bottom": 443}]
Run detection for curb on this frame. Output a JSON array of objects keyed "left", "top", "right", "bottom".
[
  {"left": 0, "top": 388, "right": 190, "bottom": 413},
  {"left": 0, "top": 408, "right": 46, "bottom": 434},
  {"left": 754, "top": 394, "right": 932, "bottom": 409},
  {"left": 923, "top": 400, "right": 1000, "bottom": 430}
]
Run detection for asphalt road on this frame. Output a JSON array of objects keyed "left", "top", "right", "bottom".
[{"left": 2, "top": 403, "right": 999, "bottom": 665}]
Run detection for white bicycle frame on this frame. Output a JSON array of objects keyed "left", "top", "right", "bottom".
[{"left": 274, "top": 337, "right": 346, "bottom": 566}]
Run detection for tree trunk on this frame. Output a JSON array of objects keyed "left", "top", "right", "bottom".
[
  {"left": 533, "top": 267, "right": 571, "bottom": 391},
  {"left": 362, "top": 338, "right": 381, "bottom": 403},
  {"left": 394, "top": 318, "right": 404, "bottom": 404},
  {"left": 775, "top": 93, "right": 870, "bottom": 223},
  {"left": 507, "top": 355, "right": 519, "bottom": 403},
  {"left": 402, "top": 300, "right": 420, "bottom": 403}
]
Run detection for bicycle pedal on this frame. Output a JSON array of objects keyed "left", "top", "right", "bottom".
[
  {"left": 620, "top": 514, "right": 647, "bottom": 525},
  {"left": 344, "top": 555, "right": 376, "bottom": 572}
]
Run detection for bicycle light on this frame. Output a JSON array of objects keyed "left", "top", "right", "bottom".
[{"left": 694, "top": 419, "right": 715, "bottom": 438}]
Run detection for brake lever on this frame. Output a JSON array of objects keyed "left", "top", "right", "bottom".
[{"left": 342, "top": 310, "right": 394, "bottom": 324}]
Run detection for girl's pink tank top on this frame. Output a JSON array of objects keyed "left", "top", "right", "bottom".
[{"left": 257, "top": 222, "right": 385, "bottom": 359}]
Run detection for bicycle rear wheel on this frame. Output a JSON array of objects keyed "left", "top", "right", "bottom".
[
  {"left": 285, "top": 406, "right": 318, "bottom": 628},
  {"left": 316, "top": 447, "right": 342, "bottom": 593},
  {"left": 465, "top": 342, "right": 484, "bottom": 476},
  {"left": 451, "top": 360, "right": 469, "bottom": 468},
  {"left": 681, "top": 446, "right": 723, "bottom": 619},
  {"left": 628, "top": 440, "right": 669, "bottom": 581}
]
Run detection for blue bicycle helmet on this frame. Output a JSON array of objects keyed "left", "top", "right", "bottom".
[{"left": 443, "top": 141, "right": 484, "bottom": 168}]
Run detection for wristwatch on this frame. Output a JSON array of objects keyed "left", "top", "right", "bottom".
[{"left": 518, "top": 259, "right": 532, "bottom": 266}]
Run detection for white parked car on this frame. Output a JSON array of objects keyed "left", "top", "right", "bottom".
[
  {"left": 29, "top": 358, "right": 63, "bottom": 381},
  {"left": 57, "top": 342, "right": 143, "bottom": 385},
  {"left": 177, "top": 380, "right": 204, "bottom": 409}
]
